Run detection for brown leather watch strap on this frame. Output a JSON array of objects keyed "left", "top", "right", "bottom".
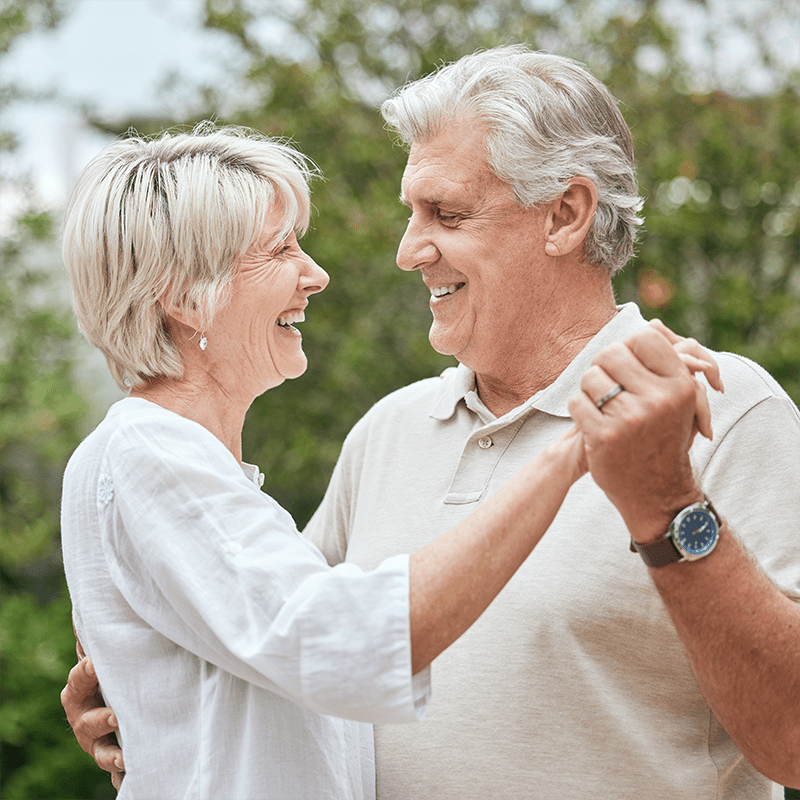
[{"left": 629, "top": 534, "right": 682, "bottom": 567}]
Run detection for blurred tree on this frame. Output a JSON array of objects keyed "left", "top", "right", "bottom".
[
  {"left": 0, "top": 1, "right": 116, "bottom": 797},
  {"left": 1, "top": 0, "right": 797, "bottom": 796}
]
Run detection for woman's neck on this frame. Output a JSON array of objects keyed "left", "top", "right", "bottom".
[{"left": 130, "top": 374, "right": 252, "bottom": 464}]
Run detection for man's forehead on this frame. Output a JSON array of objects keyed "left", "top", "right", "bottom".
[{"left": 399, "top": 156, "right": 501, "bottom": 209}]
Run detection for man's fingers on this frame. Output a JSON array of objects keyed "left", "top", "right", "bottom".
[
  {"left": 72, "top": 619, "right": 86, "bottom": 660},
  {"left": 624, "top": 326, "right": 685, "bottom": 379},
  {"left": 61, "top": 654, "right": 124, "bottom": 780},
  {"left": 71, "top": 706, "right": 119, "bottom": 755},
  {"left": 61, "top": 658, "right": 103, "bottom": 732},
  {"left": 61, "top": 657, "right": 99, "bottom": 716},
  {"left": 590, "top": 341, "right": 650, "bottom": 394},
  {"left": 111, "top": 769, "right": 126, "bottom": 791},
  {"left": 568, "top": 386, "right": 597, "bottom": 430},
  {"left": 579, "top": 364, "right": 625, "bottom": 412},
  {"left": 93, "top": 736, "right": 125, "bottom": 774}
]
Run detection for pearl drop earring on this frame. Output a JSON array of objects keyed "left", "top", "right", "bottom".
[{"left": 189, "top": 330, "right": 208, "bottom": 350}]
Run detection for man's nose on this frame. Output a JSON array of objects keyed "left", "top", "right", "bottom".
[{"left": 396, "top": 216, "right": 438, "bottom": 272}]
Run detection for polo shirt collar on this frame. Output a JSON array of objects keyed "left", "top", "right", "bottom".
[{"left": 429, "top": 302, "right": 648, "bottom": 423}]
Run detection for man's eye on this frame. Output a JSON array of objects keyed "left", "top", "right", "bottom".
[{"left": 437, "top": 211, "right": 460, "bottom": 224}]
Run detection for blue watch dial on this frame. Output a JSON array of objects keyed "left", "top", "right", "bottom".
[{"left": 676, "top": 508, "right": 718, "bottom": 556}]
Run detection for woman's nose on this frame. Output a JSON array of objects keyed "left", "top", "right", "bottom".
[{"left": 301, "top": 254, "right": 329, "bottom": 295}]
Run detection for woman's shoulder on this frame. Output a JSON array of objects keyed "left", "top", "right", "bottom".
[{"left": 71, "top": 397, "right": 237, "bottom": 481}]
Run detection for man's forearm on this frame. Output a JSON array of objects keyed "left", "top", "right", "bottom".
[{"left": 643, "top": 522, "right": 800, "bottom": 786}]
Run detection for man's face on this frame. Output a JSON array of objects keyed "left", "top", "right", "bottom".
[{"left": 397, "top": 117, "right": 556, "bottom": 376}]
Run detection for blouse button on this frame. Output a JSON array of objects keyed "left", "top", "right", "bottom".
[
  {"left": 226, "top": 541, "right": 243, "bottom": 555},
  {"left": 478, "top": 436, "right": 493, "bottom": 449}
]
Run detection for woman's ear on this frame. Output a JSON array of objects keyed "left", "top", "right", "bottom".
[
  {"left": 157, "top": 292, "right": 203, "bottom": 335},
  {"left": 543, "top": 177, "right": 598, "bottom": 259}
]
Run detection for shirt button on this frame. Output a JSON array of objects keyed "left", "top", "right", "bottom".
[
  {"left": 478, "top": 436, "right": 493, "bottom": 449},
  {"left": 226, "top": 541, "right": 243, "bottom": 555},
  {"left": 258, "top": 473, "right": 265, "bottom": 488}
]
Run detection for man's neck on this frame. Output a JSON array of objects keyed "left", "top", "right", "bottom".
[{"left": 472, "top": 294, "right": 617, "bottom": 419}]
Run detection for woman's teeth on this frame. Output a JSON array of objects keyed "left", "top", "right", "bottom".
[{"left": 277, "top": 311, "right": 305, "bottom": 329}]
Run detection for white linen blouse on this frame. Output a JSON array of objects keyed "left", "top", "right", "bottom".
[{"left": 61, "top": 397, "right": 429, "bottom": 800}]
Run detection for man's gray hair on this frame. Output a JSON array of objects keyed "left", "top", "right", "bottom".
[
  {"left": 381, "top": 46, "right": 643, "bottom": 275},
  {"left": 62, "top": 123, "right": 315, "bottom": 390}
]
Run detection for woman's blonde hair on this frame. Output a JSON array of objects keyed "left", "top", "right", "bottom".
[{"left": 62, "top": 122, "right": 316, "bottom": 390}]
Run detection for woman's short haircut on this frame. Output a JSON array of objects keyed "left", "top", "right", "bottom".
[
  {"left": 381, "top": 46, "right": 644, "bottom": 275},
  {"left": 62, "top": 122, "right": 316, "bottom": 390}
]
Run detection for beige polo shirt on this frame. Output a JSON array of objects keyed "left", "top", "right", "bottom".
[{"left": 306, "top": 302, "right": 800, "bottom": 800}]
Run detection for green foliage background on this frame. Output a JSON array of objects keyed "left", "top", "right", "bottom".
[{"left": 1, "top": 0, "right": 798, "bottom": 797}]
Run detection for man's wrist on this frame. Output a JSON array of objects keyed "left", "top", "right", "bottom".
[
  {"left": 628, "top": 486, "right": 706, "bottom": 545},
  {"left": 630, "top": 495, "right": 722, "bottom": 567}
]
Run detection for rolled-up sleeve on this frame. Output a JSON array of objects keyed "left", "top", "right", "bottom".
[{"left": 99, "top": 407, "right": 429, "bottom": 724}]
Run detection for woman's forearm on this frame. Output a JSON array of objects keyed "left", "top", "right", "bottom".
[{"left": 409, "top": 426, "right": 585, "bottom": 674}]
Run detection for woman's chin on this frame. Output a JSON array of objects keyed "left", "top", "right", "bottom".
[{"left": 277, "top": 354, "right": 309, "bottom": 382}]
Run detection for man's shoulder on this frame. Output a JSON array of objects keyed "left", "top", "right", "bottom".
[
  {"left": 711, "top": 351, "right": 798, "bottom": 421},
  {"left": 355, "top": 368, "right": 457, "bottom": 424},
  {"left": 334, "top": 368, "right": 459, "bottom": 466}
]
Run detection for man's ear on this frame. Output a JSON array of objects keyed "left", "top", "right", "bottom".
[{"left": 543, "top": 177, "right": 598, "bottom": 258}]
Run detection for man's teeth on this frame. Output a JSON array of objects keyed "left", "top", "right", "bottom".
[
  {"left": 277, "top": 311, "right": 305, "bottom": 329},
  {"left": 431, "top": 284, "right": 461, "bottom": 297}
]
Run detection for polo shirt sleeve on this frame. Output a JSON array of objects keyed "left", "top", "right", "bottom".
[
  {"left": 303, "top": 413, "right": 371, "bottom": 566},
  {"left": 693, "top": 354, "right": 800, "bottom": 601},
  {"left": 98, "top": 408, "right": 429, "bottom": 724}
]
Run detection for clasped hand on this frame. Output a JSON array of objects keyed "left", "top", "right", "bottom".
[{"left": 569, "top": 319, "right": 723, "bottom": 542}]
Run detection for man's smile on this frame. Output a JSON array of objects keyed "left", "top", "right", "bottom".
[{"left": 430, "top": 283, "right": 466, "bottom": 298}]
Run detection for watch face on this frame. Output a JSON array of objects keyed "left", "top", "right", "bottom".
[{"left": 676, "top": 508, "right": 718, "bottom": 556}]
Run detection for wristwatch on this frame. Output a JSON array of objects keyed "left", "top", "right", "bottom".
[{"left": 629, "top": 498, "right": 721, "bottom": 568}]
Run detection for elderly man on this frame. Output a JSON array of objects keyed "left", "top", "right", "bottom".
[
  {"left": 304, "top": 47, "right": 800, "bottom": 798},
  {"left": 64, "top": 47, "right": 799, "bottom": 798}
]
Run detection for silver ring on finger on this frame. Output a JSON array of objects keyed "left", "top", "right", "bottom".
[{"left": 596, "top": 383, "right": 625, "bottom": 411}]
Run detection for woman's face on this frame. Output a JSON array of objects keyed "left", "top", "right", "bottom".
[{"left": 211, "top": 219, "right": 329, "bottom": 394}]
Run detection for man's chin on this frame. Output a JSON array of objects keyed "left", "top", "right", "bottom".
[{"left": 428, "top": 325, "right": 468, "bottom": 360}]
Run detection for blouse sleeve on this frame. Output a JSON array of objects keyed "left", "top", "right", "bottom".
[{"left": 98, "top": 407, "right": 429, "bottom": 724}]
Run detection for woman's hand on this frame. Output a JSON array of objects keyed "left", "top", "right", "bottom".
[
  {"left": 646, "top": 318, "right": 724, "bottom": 441},
  {"left": 61, "top": 656, "right": 125, "bottom": 790}
]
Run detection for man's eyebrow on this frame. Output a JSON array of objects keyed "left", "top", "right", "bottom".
[{"left": 398, "top": 193, "right": 444, "bottom": 208}]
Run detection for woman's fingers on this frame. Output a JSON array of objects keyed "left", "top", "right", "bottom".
[
  {"left": 648, "top": 318, "right": 724, "bottom": 392},
  {"left": 691, "top": 376, "right": 712, "bottom": 441}
]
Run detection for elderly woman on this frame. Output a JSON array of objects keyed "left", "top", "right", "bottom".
[
  {"left": 60, "top": 124, "right": 591, "bottom": 799},
  {"left": 61, "top": 124, "right": 716, "bottom": 799}
]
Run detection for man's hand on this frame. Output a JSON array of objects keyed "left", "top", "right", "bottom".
[
  {"left": 568, "top": 322, "right": 723, "bottom": 543},
  {"left": 61, "top": 657, "right": 125, "bottom": 790}
]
